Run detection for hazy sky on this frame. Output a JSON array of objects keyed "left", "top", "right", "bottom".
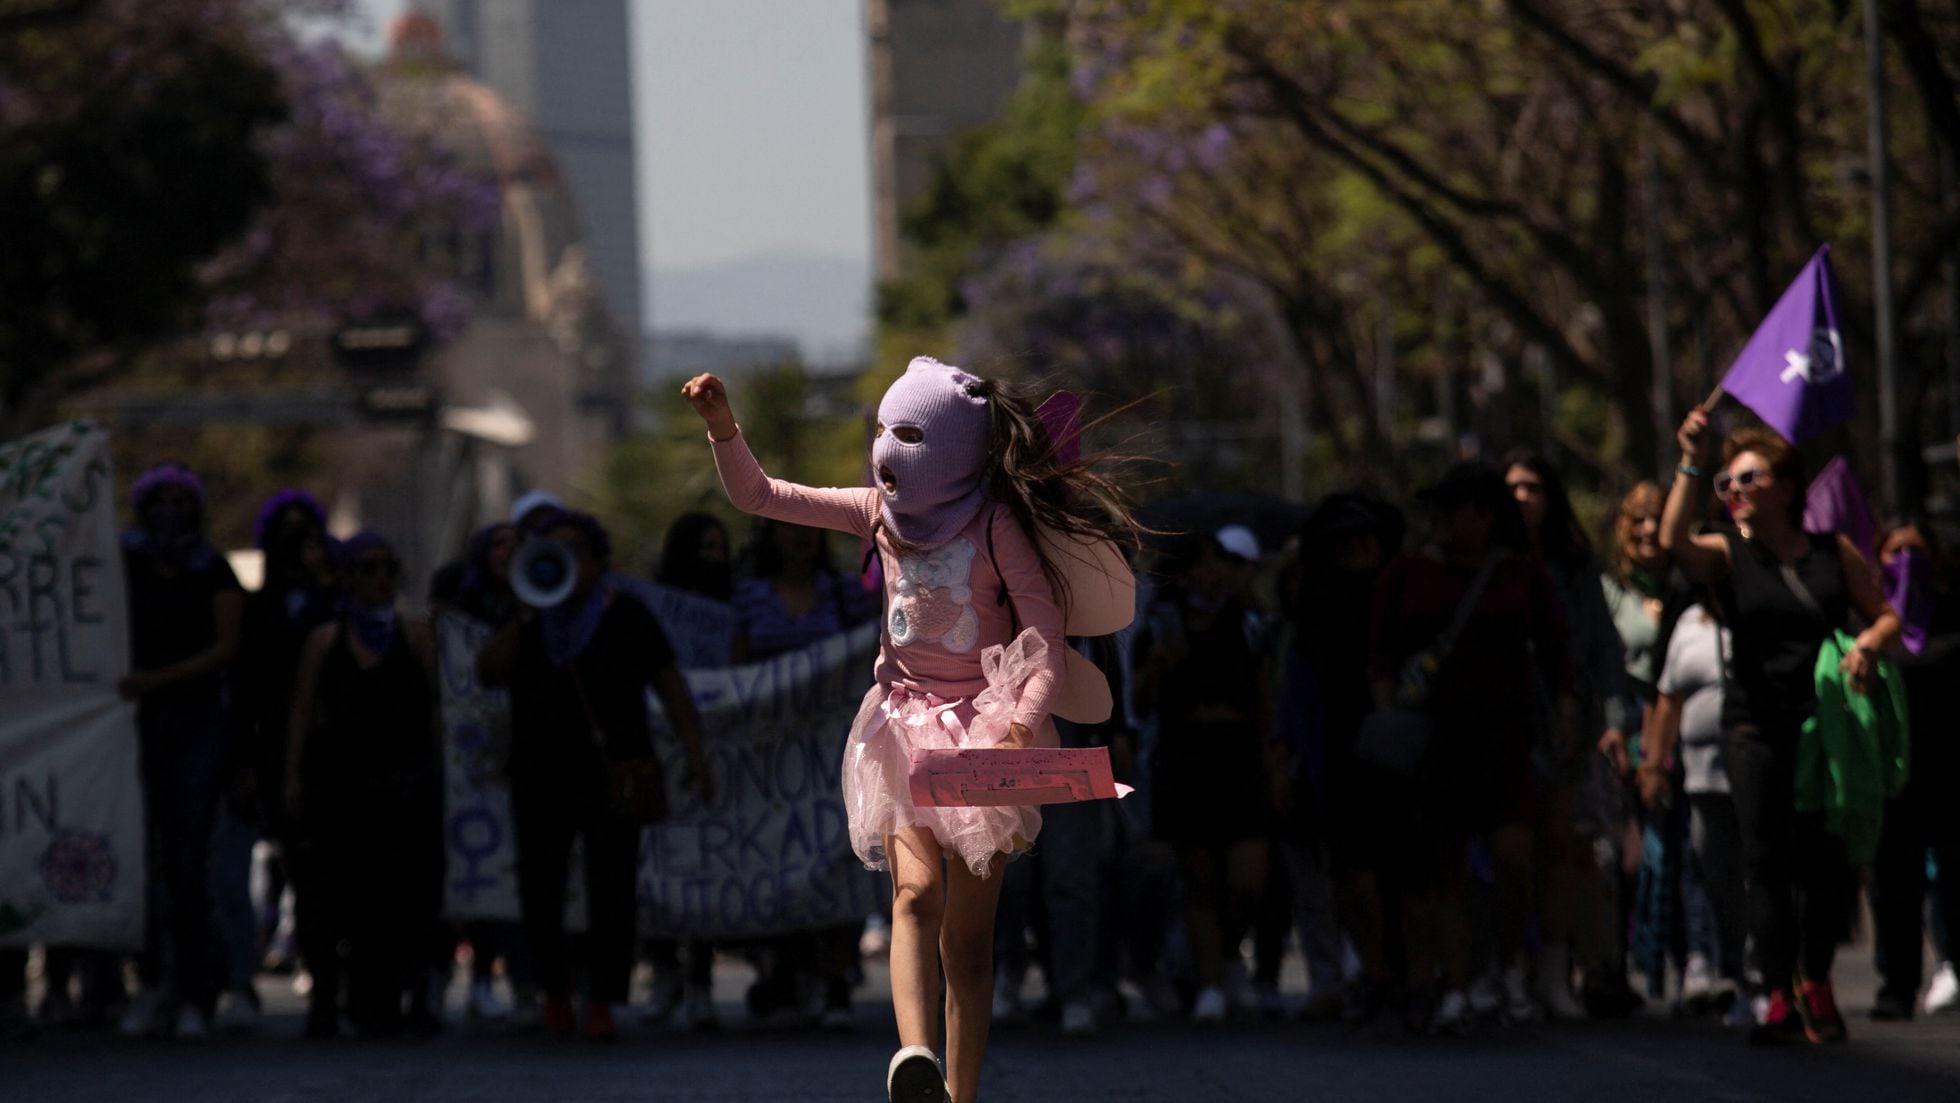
[{"left": 344, "top": 0, "right": 872, "bottom": 273}]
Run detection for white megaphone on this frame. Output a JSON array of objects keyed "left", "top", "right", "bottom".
[{"left": 512, "top": 537, "right": 578, "bottom": 608}]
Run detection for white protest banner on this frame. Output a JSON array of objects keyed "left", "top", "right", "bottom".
[
  {"left": 0, "top": 422, "right": 145, "bottom": 949},
  {"left": 436, "top": 610, "right": 882, "bottom": 939},
  {"left": 435, "top": 612, "right": 531, "bottom": 922},
  {"left": 641, "top": 622, "right": 885, "bottom": 939},
  {"left": 613, "top": 577, "right": 735, "bottom": 670}
]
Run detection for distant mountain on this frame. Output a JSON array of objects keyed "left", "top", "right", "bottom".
[{"left": 645, "top": 252, "right": 871, "bottom": 365}]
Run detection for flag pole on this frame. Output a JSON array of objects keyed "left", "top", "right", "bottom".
[{"left": 1699, "top": 383, "right": 1724, "bottom": 413}]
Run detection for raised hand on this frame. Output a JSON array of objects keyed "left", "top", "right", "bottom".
[
  {"left": 1677, "top": 407, "right": 1712, "bottom": 465},
  {"left": 681, "top": 373, "right": 738, "bottom": 440}
]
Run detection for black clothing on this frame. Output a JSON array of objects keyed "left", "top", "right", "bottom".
[
  {"left": 507, "top": 595, "right": 676, "bottom": 771},
  {"left": 1727, "top": 723, "right": 1855, "bottom": 986},
  {"left": 295, "top": 624, "right": 440, "bottom": 1034},
  {"left": 124, "top": 548, "right": 241, "bottom": 709},
  {"left": 1141, "top": 593, "right": 1273, "bottom": 847},
  {"left": 1871, "top": 592, "right": 1960, "bottom": 998},
  {"left": 1716, "top": 530, "right": 1857, "bottom": 992},
  {"left": 501, "top": 593, "right": 680, "bottom": 1003},
  {"left": 1718, "top": 531, "right": 1850, "bottom": 732},
  {"left": 235, "top": 580, "right": 337, "bottom": 826}
]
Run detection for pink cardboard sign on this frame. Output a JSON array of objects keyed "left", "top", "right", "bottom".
[{"left": 907, "top": 747, "right": 1134, "bottom": 808}]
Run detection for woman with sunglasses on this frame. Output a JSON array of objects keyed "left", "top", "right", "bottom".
[
  {"left": 1663, "top": 410, "right": 1902, "bottom": 1045},
  {"left": 284, "top": 532, "right": 443, "bottom": 1038}
]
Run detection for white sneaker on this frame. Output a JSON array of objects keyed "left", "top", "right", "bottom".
[
  {"left": 1060, "top": 1000, "right": 1096, "bottom": 1037},
  {"left": 639, "top": 973, "right": 682, "bottom": 1026},
  {"left": 1190, "top": 985, "right": 1229, "bottom": 1024},
  {"left": 1681, "top": 953, "right": 1715, "bottom": 1005},
  {"left": 860, "top": 915, "right": 892, "bottom": 958},
  {"left": 1723, "top": 994, "right": 1757, "bottom": 1030},
  {"left": 1431, "top": 989, "right": 1471, "bottom": 1035},
  {"left": 990, "top": 970, "right": 1024, "bottom": 1022},
  {"left": 886, "top": 1044, "right": 950, "bottom": 1103},
  {"left": 119, "top": 990, "right": 164, "bottom": 1039},
  {"left": 173, "top": 1005, "right": 209, "bottom": 1041},
  {"left": 1925, "top": 962, "right": 1960, "bottom": 1016},
  {"left": 1467, "top": 970, "right": 1503, "bottom": 1017},
  {"left": 1536, "top": 948, "right": 1584, "bottom": 1021},
  {"left": 212, "top": 992, "right": 260, "bottom": 1034},
  {"left": 682, "top": 985, "right": 719, "bottom": 1032},
  {"left": 468, "top": 979, "right": 510, "bottom": 1023}
]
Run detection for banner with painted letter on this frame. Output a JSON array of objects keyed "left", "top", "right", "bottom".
[
  {"left": 436, "top": 612, "right": 884, "bottom": 939},
  {"left": 0, "top": 422, "right": 145, "bottom": 949}
]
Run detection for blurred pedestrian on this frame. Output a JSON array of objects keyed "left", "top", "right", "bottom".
[
  {"left": 1505, "top": 451, "right": 1633, "bottom": 1022},
  {"left": 430, "top": 521, "right": 535, "bottom": 1026},
  {"left": 1279, "top": 493, "right": 1403, "bottom": 1022},
  {"left": 732, "top": 518, "right": 876, "bottom": 1030},
  {"left": 1866, "top": 518, "right": 1960, "bottom": 1021},
  {"left": 118, "top": 463, "right": 244, "bottom": 1041},
  {"left": 1663, "top": 411, "right": 1901, "bottom": 1045},
  {"left": 217, "top": 489, "right": 335, "bottom": 1032},
  {"left": 1134, "top": 525, "right": 1276, "bottom": 1024},
  {"left": 477, "top": 510, "right": 713, "bottom": 1043},
  {"left": 643, "top": 509, "right": 734, "bottom": 1030},
  {"left": 285, "top": 532, "right": 443, "bottom": 1039},
  {"left": 1366, "top": 462, "right": 1574, "bottom": 1034}
]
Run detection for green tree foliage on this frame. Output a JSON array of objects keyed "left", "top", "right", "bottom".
[
  {"left": 0, "top": 0, "right": 286, "bottom": 428},
  {"left": 579, "top": 362, "right": 871, "bottom": 577}
]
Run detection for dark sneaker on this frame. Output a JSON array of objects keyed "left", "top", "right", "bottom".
[
  {"left": 1749, "top": 990, "right": 1807, "bottom": 1046},
  {"left": 580, "top": 1001, "right": 618, "bottom": 1043},
  {"left": 1869, "top": 988, "right": 1914, "bottom": 1023},
  {"left": 887, "top": 1045, "right": 951, "bottom": 1103},
  {"left": 1798, "top": 980, "right": 1848, "bottom": 1044},
  {"left": 541, "top": 994, "right": 575, "bottom": 1038}
]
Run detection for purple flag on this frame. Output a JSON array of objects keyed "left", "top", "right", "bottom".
[
  {"left": 1803, "top": 455, "right": 1877, "bottom": 555},
  {"left": 1719, "top": 244, "right": 1853, "bottom": 443},
  {"left": 1884, "top": 552, "right": 1934, "bottom": 657}
]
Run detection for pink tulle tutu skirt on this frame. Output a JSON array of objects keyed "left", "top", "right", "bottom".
[{"left": 841, "top": 629, "right": 1054, "bottom": 877}]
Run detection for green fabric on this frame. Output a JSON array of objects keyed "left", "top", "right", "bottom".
[{"left": 1798, "top": 631, "right": 1911, "bottom": 865}]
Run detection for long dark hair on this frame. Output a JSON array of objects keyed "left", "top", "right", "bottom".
[
  {"left": 657, "top": 511, "right": 732, "bottom": 601},
  {"left": 1501, "top": 449, "right": 1590, "bottom": 567},
  {"left": 872, "top": 377, "right": 1149, "bottom": 621}
]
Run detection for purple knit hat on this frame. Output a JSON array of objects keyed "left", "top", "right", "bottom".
[
  {"left": 129, "top": 462, "right": 205, "bottom": 513},
  {"left": 252, "top": 489, "right": 327, "bottom": 550},
  {"left": 872, "top": 357, "right": 992, "bottom": 548}
]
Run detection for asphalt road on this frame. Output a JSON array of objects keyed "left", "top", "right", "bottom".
[{"left": 7, "top": 953, "right": 1960, "bottom": 1102}]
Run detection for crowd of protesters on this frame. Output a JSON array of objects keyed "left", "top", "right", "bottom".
[{"left": 5, "top": 405, "right": 1960, "bottom": 1050}]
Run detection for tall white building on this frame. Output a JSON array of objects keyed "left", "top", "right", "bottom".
[{"left": 422, "top": 0, "right": 644, "bottom": 406}]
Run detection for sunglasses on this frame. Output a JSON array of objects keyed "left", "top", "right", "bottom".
[
  {"left": 356, "top": 557, "right": 402, "bottom": 578},
  {"left": 1713, "top": 466, "right": 1772, "bottom": 501}
]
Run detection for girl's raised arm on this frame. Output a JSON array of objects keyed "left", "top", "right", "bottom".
[{"left": 684, "top": 373, "right": 878, "bottom": 539}]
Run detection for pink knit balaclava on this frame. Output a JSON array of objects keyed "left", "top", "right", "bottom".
[{"left": 873, "top": 357, "right": 992, "bottom": 548}]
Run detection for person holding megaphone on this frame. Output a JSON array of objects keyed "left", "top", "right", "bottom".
[{"left": 476, "top": 508, "right": 715, "bottom": 1042}]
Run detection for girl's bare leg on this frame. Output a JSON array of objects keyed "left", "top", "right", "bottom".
[
  {"left": 886, "top": 828, "right": 948, "bottom": 1050},
  {"left": 941, "top": 852, "right": 1008, "bottom": 1103}
]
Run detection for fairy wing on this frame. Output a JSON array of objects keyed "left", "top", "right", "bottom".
[{"left": 1039, "top": 526, "right": 1135, "bottom": 637}]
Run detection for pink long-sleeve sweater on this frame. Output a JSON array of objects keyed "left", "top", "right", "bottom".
[{"left": 711, "top": 429, "right": 1064, "bottom": 731}]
